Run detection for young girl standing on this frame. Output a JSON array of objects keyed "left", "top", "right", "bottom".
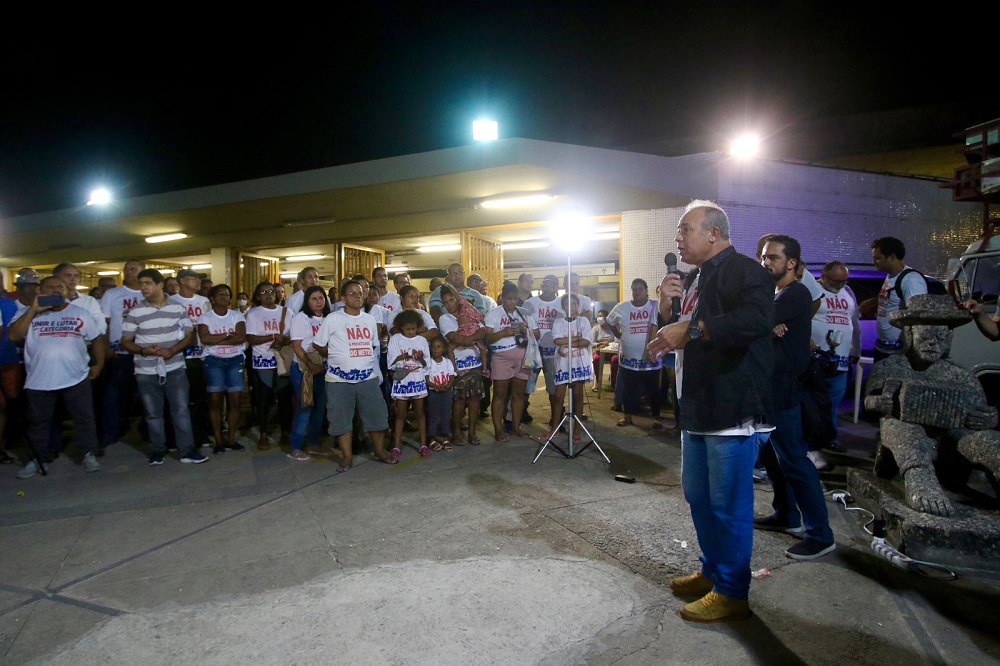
[
  {"left": 545, "top": 294, "right": 594, "bottom": 441},
  {"left": 425, "top": 336, "right": 456, "bottom": 451},
  {"left": 388, "top": 309, "right": 431, "bottom": 459}
]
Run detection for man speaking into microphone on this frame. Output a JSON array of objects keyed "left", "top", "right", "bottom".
[{"left": 648, "top": 200, "right": 774, "bottom": 623}]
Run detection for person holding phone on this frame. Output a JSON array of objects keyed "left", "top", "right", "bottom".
[{"left": 8, "top": 276, "right": 108, "bottom": 478}]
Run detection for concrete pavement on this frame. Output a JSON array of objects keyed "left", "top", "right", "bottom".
[{"left": 1, "top": 395, "right": 998, "bottom": 665}]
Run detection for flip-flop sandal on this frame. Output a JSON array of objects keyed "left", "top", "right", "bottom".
[
  {"left": 441, "top": 443, "right": 454, "bottom": 451},
  {"left": 430, "top": 441, "right": 445, "bottom": 452},
  {"left": 651, "top": 421, "right": 663, "bottom": 430},
  {"left": 391, "top": 447, "right": 402, "bottom": 460},
  {"left": 375, "top": 455, "right": 398, "bottom": 465},
  {"left": 419, "top": 446, "right": 432, "bottom": 457},
  {"left": 494, "top": 434, "right": 510, "bottom": 442},
  {"left": 468, "top": 437, "right": 482, "bottom": 446},
  {"left": 616, "top": 419, "right": 631, "bottom": 427},
  {"left": 336, "top": 464, "right": 352, "bottom": 473}
]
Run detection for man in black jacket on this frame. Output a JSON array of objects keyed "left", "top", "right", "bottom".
[
  {"left": 650, "top": 200, "right": 774, "bottom": 623},
  {"left": 754, "top": 235, "right": 836, "bottom": 561}
]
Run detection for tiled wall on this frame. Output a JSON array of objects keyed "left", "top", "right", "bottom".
[{"left": 717, "top": 160, "right": 982, "bottom": 277}]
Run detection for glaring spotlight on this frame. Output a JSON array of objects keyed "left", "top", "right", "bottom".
[
  {"left": 87, "top": 187, "right": 112, "bottom": 206},
  {"left": 729, "top": 133, "right": 761, "bottom": 159},
  {"left": 548, "top": 208, "right": 593, "bottom": 252},
  {"left": 473, "top": 119, "right": 499, "bottom": 142}
]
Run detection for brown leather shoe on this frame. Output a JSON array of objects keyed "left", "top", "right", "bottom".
[
  {"left": 679, "top": 592, "right": 751, "bottom": 623},
  {"left": 670, "top": 571, "right": 714, "bottom": 597}
]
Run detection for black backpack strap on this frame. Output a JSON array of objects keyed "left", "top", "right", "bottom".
[{"left": 893, "top": 268, "right": 917, "bottom": 307}]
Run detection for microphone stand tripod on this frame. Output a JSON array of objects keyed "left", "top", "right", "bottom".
[{"left": 533, "top": 253, "right": 610, "bottom": 464}]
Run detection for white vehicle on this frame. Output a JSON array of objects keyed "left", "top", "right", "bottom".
[{"left": 946, "top": 118, "right": 1000, "bottom": 406}]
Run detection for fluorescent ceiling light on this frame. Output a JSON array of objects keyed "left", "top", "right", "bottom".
[
  {"left": 416, "top": 244, "right": 462, "bottom": 254},
  {"left": 283, "top": 218, "right": 336, "bottom": 228},
  {"left": 145, "top": 233, "right": 188, "bottom": 244},
  {"left": 97, "top": 270, "right": 120, "bottom": 276},
  {"left": 191, "top": 263, "right": 212, "bottom": 270},
  {"left": 279, "top": 272, "right": 298, "bottom": 279},
  {"left": 284, "top": 254, "right": 325, "bottom": 262},
  {"left": 160, "top": 269, "right": 176, "bottom": 275},
  {"left": 480, "top": 194, "right": 555, "bottom": 209},
  {"left": 591, "top": 232, "right": 621, "bottom": 241},
  {"left": 502, "top": 241, "right": 551, "bottom": 250},
  {"left": 259, "top": 261, "right": 270, "bottom": 267},
  {"left": 384, "top": 264, "right": 409, "bottom": 272}
]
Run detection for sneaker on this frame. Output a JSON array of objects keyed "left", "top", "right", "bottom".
[
  {"left": 181, "top": 451, "right": 209, "bottom": 464},
  {"left": 752, "top": 467, "right": 768, "bottom": 484},
  {"left": 213, "top": 446, "right": 226, "bottom": 455},
  {"left": 287, "top": 450, "right": 311, "bottom": 462},
  {"left": 16, "top": 461, "right": 40, "bottom": 479},
  {"left": 785, "top": 539, "right": 836, "bottom": 561},
  {"left": 83, "top": 452, "right": 102, "bottom": 473},
  {"left": 823, "top": 441, "right": 847, "bottom": 454},
  {"left": 807, "top": 450, "right": 833, "bottom": 471},
  {"left": 679, "top": 591, "right": 751, "bottom": 623},
  {"left": 148, "top": 453, "right": 164, "bottom": 466},
  {"left": 522, "top": 412, "right": 534, "bottom": 424},
  {"left": 504, "top": 420, "right": 514, "bottom": 434},
  {"left": 753, "top": 514, "right": 805, "bottom": 537},
  {"left": 670, "top": 572, "right": 714, "bottom": 597},
  {"left": 226, "top": 443, "right": 247, "bottom": 452}
]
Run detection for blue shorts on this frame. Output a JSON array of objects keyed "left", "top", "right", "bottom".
[{"left": 204, "top": 354, "right": 245, "bottom": 393}]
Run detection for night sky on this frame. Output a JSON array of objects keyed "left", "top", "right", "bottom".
[{"left": 1, "top": 2, "right": 994, "bottom": 217}]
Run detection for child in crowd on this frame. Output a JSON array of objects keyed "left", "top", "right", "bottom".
[
  {"left": 388, "top": 309, "right": 431, "bottom": 459},
  {"left": 454, "top": 294, "right": 490, "bottom": 363},
  {"left": 545, "top": 294, "right": 594, "bottom": 442},
  {"left": 425, "top": 336, "right": 456, "bottom": 451}
]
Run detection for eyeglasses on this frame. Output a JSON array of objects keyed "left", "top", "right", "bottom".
[{"left": 259, "top": 289, "right": 275, "bottom": 295}]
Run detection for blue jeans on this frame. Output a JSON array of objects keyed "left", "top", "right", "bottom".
[
  {"left": 289, "top": 363, "right": 327, "bottom": 451},
  {"left": 136, "top": 369, "right": 195, "bottom": 456},
  {"left": 681, "top": 430, "right": 758, "bottom": 600},
  {"left": 825, "top": 371, "right": 848, "bottom": 431},
  {"left": 759, "top": 405, "right": 834, "bottom": 543}
]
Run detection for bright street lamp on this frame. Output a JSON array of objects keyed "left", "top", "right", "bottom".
[{"left": 87, "top": 187, "right": 112, "bottom": 206}]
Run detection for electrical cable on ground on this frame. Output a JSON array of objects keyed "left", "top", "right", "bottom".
[{"left": 825, "top": 489, "right": 958, "bottom": 580}]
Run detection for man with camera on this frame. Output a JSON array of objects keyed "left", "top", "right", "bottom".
[{"left": 9, "top": 276, "right": 108, "bottom": 478}]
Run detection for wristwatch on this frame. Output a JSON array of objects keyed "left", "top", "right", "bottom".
[{"left": 687, "top": 322, "right": 703, "bottom": 340}]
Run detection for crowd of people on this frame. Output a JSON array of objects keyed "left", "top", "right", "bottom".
[{"left": 0, "top": 257, "right": 682, "bottom": 478}]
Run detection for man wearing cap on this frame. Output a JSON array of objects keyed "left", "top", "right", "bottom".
[
  {"left": 0, "top": 269, "right": 41, "bottom": 462},
  {"left": 170, "top": 268, "right": 213, "bottom": 446},
  {"left": 99, "top": 259, "right": 144, "bottom": 451},
  {"left": 9, "top": 276, "right": 108, "bottom": 478}
]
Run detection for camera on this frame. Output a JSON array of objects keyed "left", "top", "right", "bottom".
[{"left": 514, "top": 333, "right": 528, "bottom": 348}]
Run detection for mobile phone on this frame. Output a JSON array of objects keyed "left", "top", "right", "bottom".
[{"left": 38, "top": 294, "right": 65, "bottom": 308}]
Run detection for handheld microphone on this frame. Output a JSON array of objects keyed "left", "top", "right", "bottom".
[{"left": 664, "top": 252, "right": 682, "bottom": 320}]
